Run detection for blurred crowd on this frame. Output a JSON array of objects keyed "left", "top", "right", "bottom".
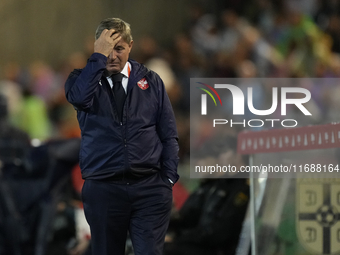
[
  {"left": 1, "top": 0, "right": 340, "bottom": 163},
  {"left": 1, "top": 0, "right": 340, "bottom": 253}
]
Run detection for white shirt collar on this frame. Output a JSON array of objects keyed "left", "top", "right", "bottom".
[{"left": 121, "top": 61, "right": 131, "bottom": 78}]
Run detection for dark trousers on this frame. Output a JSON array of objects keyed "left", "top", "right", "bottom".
[
  {"left": 164, "top": 243, "right": 221, "bottom": 255},
  {"left": 82, "top": 172, "right": 173, "bottom": 255}
]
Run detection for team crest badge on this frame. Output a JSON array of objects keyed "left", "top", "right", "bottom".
[
  {"left": 137, "top": 78, "right": 149, "bottom": 90},
  {"left": 296, "top": 178, "right": 340, "bottom": 254}
]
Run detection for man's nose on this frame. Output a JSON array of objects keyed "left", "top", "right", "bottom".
[{"left": 108, "top": 50, "right": 117, "bottom": 60}]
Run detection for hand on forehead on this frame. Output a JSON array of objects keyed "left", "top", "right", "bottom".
[{"left": 94, "top": 29, "right": 121, "bottom": 57}]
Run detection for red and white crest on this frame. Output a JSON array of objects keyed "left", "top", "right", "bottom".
[{"left": 137, "top": 78, "right": 149, "bottom": 90}]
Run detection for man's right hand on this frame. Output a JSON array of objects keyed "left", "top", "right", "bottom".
[{"left": 94, "top": 29, "right": 121, "bottom": 57}]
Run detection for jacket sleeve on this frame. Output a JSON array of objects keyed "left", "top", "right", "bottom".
[
  {"left": 155, "top": 73, "right": 180, "bottom": 183},
  {"left": 65, "top": 53, "right": 107, "bottom": 110}
]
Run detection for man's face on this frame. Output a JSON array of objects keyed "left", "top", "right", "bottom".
[{"left": 106, "top": 38, "right": 133, "bottom": 75}]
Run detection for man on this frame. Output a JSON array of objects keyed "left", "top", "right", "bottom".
[{"left": 65, "top": 18, "right": 179, "bottom": 255}]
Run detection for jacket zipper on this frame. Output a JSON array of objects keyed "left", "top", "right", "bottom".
[{"left": 123, "top": 93, "right": 128, "bottom": 180}]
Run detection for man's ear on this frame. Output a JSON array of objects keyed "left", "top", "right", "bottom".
[{"left": 128, "top": 40, "right": 134, "bottom": 53}]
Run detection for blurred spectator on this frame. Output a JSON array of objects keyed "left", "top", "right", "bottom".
[
  {"left": 145, "top": 57, "right": 182, "bottom": 107},
  {"left": 0, "top": 80, "right": 23, "bottom": 127},
  {"left": 168, "top": 33, "right": 205, "bottom": 114},
  {"left": 133, "top": 35, "right": 160, "bottom": 64},
  {"left": 28, "top": 60, "right": 58, "bottom": 103},
  {"left": 325, "top": 14, "right": 340, "bottom": 53},
  {"left": 0, "top": 80, "right": 52, "bottom": 141},
  {"left": 17, "top": 86, "right": 52, "bottom": 141},
  {"left": 3, "top": 61, "right": 31, "bottom": 89},
  {"left": 286, "top": 0, "right": 318, "bottom": 17},
  {"left": 219, "top": 9, "right": 242, "bottom": 54},
  {"left": 164, "top": 135, "right": 249, "bottom": 255},
  {"left": 0, "top": 94, "right": 31, "bottom": 176},
  {"left": 191, "top": 13, "right": 220, "bottom": 57},
  {"left": 49, "top": 52, "right": 87, "bottom": 139},
  {"left": 275, "top": 8, "right": 330, "bottom": 76}
]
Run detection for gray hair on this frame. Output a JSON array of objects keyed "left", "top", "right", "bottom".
[{"left": 95, "top": 18, "right": 133, "bottom": 44}]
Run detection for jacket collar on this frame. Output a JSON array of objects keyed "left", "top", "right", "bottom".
[{"left": 126, "top": 59, "right": 150, "bottom": 94}]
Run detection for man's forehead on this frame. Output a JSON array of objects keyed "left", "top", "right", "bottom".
[{"left": 115, "top": 39, "right": 131, "bottom": 47}]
